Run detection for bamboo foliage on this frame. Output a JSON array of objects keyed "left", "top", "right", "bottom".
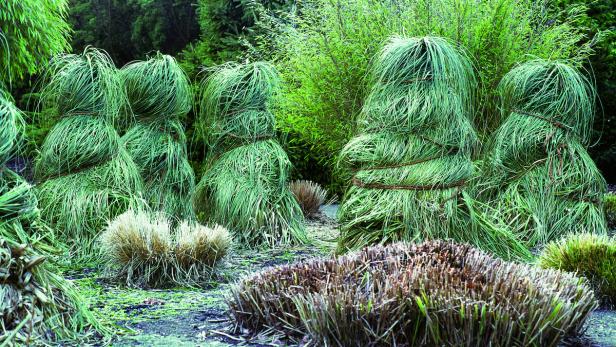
[
  {"left": 121, "top": 53, "right": 196, "bottom": 221},
  {"left": 337, "top": 37, "right": 479, "bottom": 251},
  {"left": 194, "top": 62, "right": 306, "bottom": 247},
  {"left": 34, "top": 47, "right": 143, "bottom": 257},
  {"left": 478, "top": 60, "right": 607, "bottom": 246}
]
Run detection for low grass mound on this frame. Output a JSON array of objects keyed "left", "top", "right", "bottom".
[
  {"left": 35, "top": 47, "right": 143, "bottom": 258},
  {"left": 194, "top": 62, "right": 305, "bottom": 247},
  {"left": 99, "top": 210, "right": 230, "bottom": 288},
  {"left": 121, "top": 54, "right": 195, "bottom": 221},
  {"left": 539, "top": 233, "right": 616, "bottom": 305},
  {"left": 229, "top": 240, "right": 596, "bottom": 346},
  {"left": 289, "top": 180, "right": 330, "bottom": 217}
]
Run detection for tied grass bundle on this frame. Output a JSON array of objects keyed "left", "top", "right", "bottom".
[
  {"left": 479, "top": 60, "right": 607, "bottom": 246},
  {"left": 35, "top": 48, "right": 143, "bottom": 258},
  {"left": 229, "top": 240, "right": 596, "bottom": 346},
  {"left": 338, "top": 37, "right": 485, "bottom": 252},
  {"left": 121, "top": 54, "right": 195, "bottom": 221},
  {"left": 40, "top": 46, "right": 126, "bottom": 125},
  {"left": 99, "top": 210, "right": 230, "bottom": 288},
  {"left": 122, "top": 120, "right": 195, "bottom": 221},
  {"left": 122, "top": 53, "right": 191, "bottom": 120},
  {"left": 1, "top": 95, "right": 107, "bottom": 345},
  {"left": 539, "top": 233, "right": 616, "bottom": 305},
  {"left": 194, "top": 62, "right": 305, "bottom": 247}
]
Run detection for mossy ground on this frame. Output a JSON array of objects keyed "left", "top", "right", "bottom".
[{"left": 62, "top": 206, "right": 615, "bottom": 346}]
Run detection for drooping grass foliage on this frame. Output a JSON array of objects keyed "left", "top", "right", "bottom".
[
  {"left": 337, "top": 37, "right": 529, "bottom": 258},
  {"left": 289, "top": 180, "right": 330, "bottom": 217},
  {"left": 478, "top": 60, "right": 607, "bottom": 247},
  {"left": 1, "top": 93, "right": 107, "bottom": 345},
  {"left": 121, "top": 54, "right": 195, "bottom": 221},
  {"left": 35, "top": 48, "right": 143, "bottom": 258},
  {"left": 194, "top": 62, "right": 305, "bottom": 247},
  {"left": 229, "top": 240, "right": 596, "bottom": 346},
  {"left": 99, "top": 210, "right": 230, "bottom": 288},
  {"left": 122, "top": 53, "right": 192, "bottom": 120},
  {"left": 40, "top": 47, "right": 126, "bottom": 125},
  {"left": 539, "top": 233, "right": 616, "bottom": 305}
]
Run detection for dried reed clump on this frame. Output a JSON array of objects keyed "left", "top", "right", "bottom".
[
  {"left": 478, "top": 60, "right": 607, "bottom": 247},
  {"left": 229, "top": 240, "right": 596, "bottom": 346},
  {"left": 194, "top": 62, "right": 305, "bottom": 247},
  {"left": 539, "top": 233, "right": 616, "bottom": 304},
  {"left": 99, "top": 210, "right": 230, "bottom": 287},
  {"left": 289, "top": 180, "right": 329, "bottom": 217},
  {"left": 34, "top": 47, "right": 143, "bottom": 259},
  {"left": 121, "top": 54, "right": 195, "bottom": 221}
]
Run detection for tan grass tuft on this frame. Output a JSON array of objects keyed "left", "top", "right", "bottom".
[{"left": 99, "top": 210, "right": 229, "bottom": 287}]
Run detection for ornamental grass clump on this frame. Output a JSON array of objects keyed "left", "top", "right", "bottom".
[
  {"left": 229, "top": 240, "right": 596, "bottom": 346},
  {"left": 539, "top": 233, "right": 616, "bottom": 305},
  {"left": 1, "top": 93, "right": 107, "bottom": 345},
  {"left": 478, "top": 60, "right": 607, "bottom": 247},
  {"left": 99, "top": 210, "right": 230, "bottom": 287},
  {"left": 289, "top": 180, "right": 330, "bottom": 217},
  {"left": 337, "top": 36, "right": 516, "bottom": 255},
  {"left": 34, "top": 47, "right": 143, "bottom": 257},
  {"left": 121, "top": 54, "right": 195, "bottom": 221},
  {"left": 194, "top": 62, "right": 305, "bottom": 247}
]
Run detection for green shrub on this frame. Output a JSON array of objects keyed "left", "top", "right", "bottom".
[
  {"left": 259, "top": 0, "right": 594, "bottom": 193},
  {"left": 605, "top": 194, "right": 616, "bottom": 230},
  {"left": 539, "top": 233, "right": 616, "bottom": 304},
  {"left": 552, "top": 0, "right": 616, "bottom": 182},
  {"left": 229, "top": 240, "right": 596, "bottom": 346},
  {"left": 0, "top": 0, "right": 71, "bottom": 84}
]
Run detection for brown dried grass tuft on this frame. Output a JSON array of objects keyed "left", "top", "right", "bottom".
[
  {"left": 229, "top": 240, "right": 596, "bottom": 346},
  {"left": 289, "top": 180, "right": 330, "bottom": 217}
]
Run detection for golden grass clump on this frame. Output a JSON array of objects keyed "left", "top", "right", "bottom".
[
  {"left": 229, "top": 240, "right": 596, "bottom": 346},
  {"left": 289, "top": 180, "right": 330, "bottom": 217},
  {"left": 99, "top": 210, "right": 230, "bottom": 287}
]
